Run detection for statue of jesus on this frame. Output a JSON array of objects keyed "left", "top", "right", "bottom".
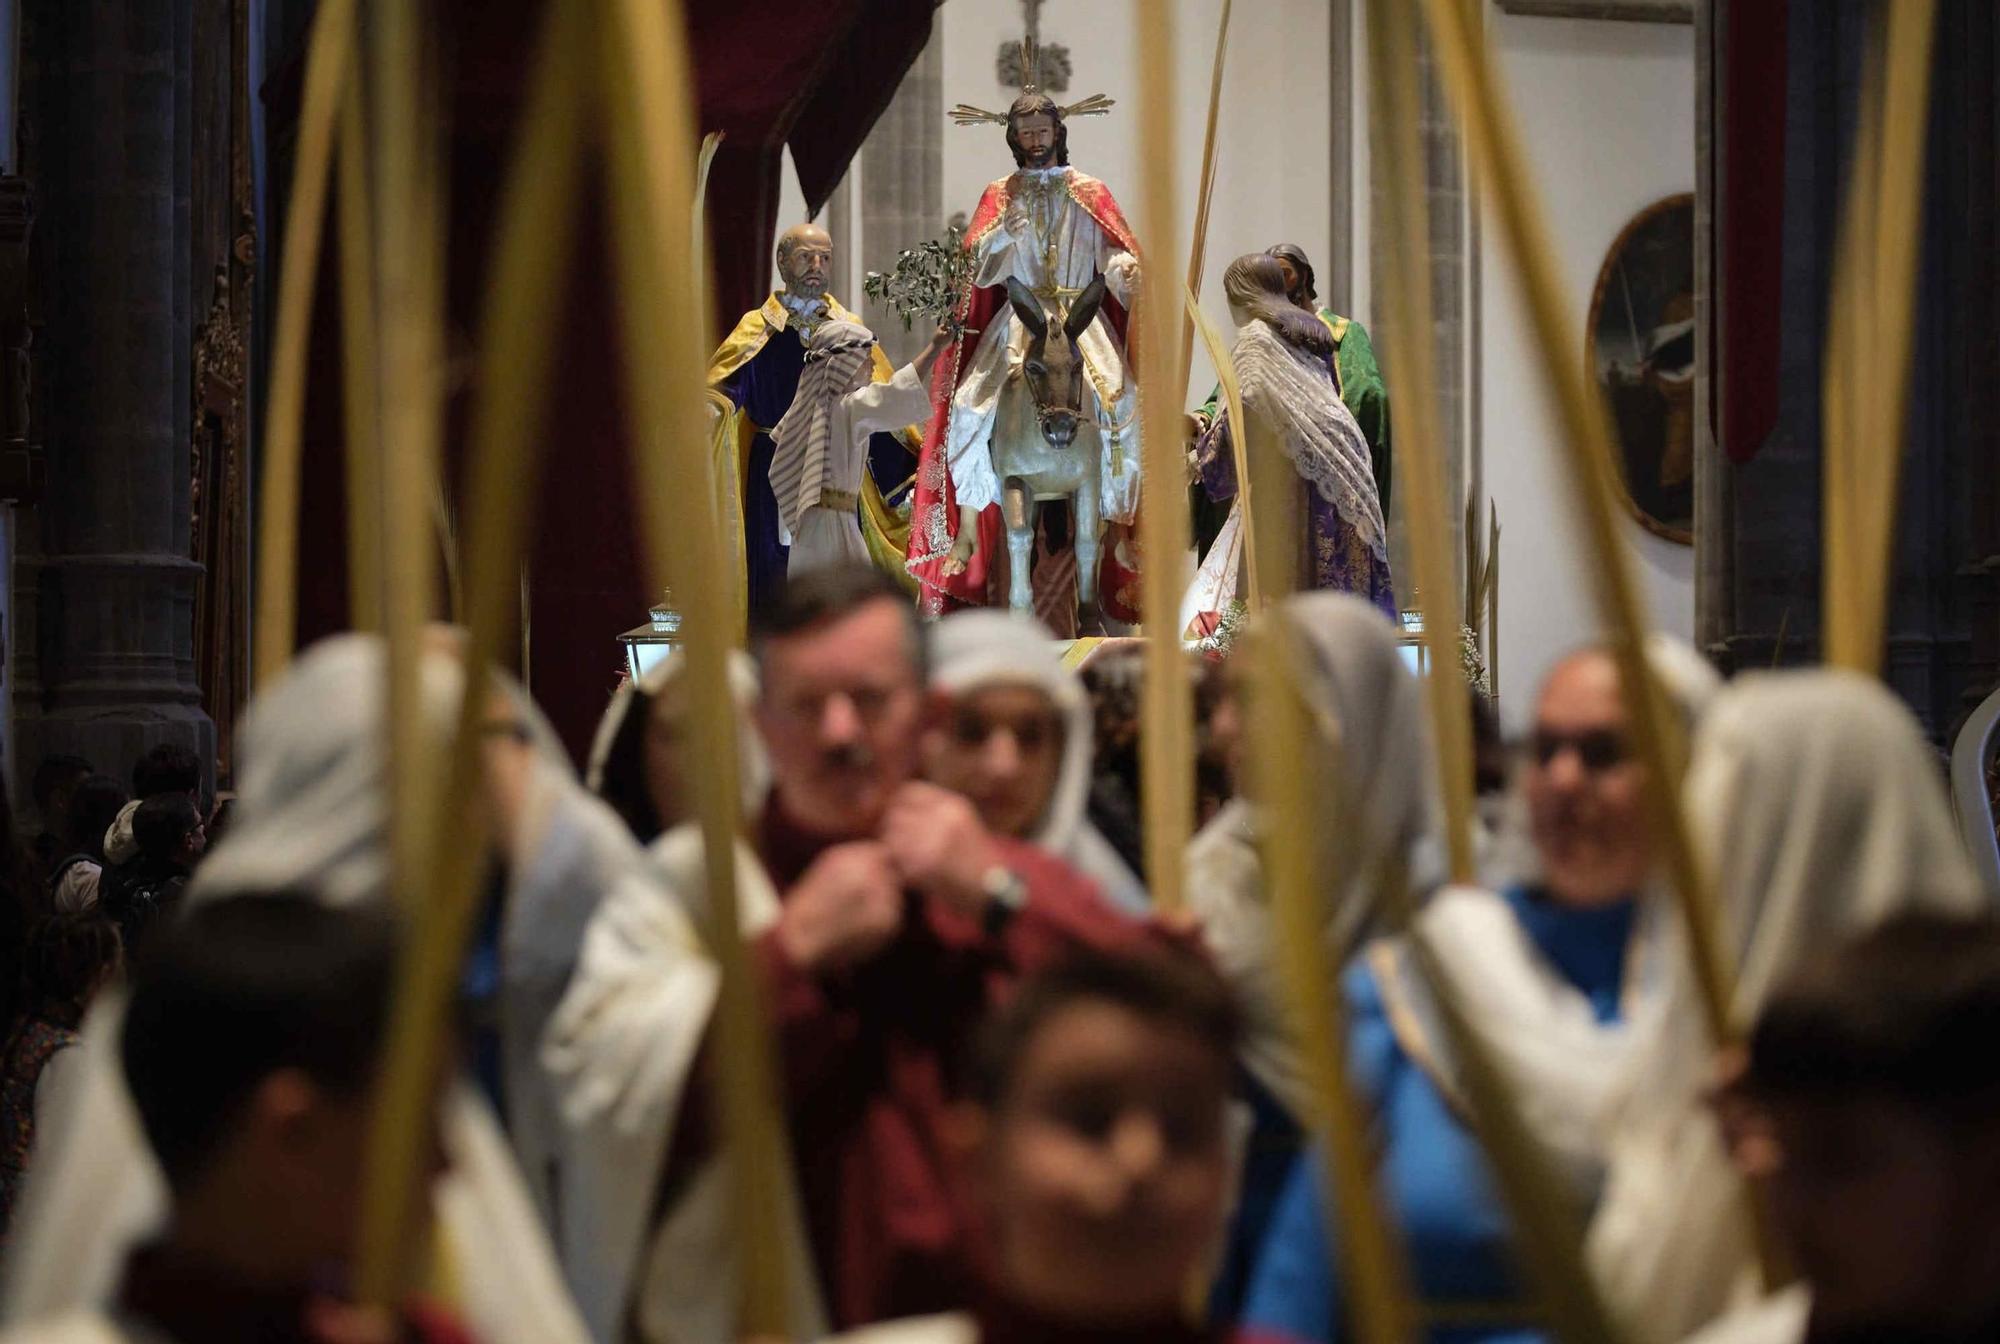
[{"left": 907, "top": 90, "right": 1144, "bottom": 619}]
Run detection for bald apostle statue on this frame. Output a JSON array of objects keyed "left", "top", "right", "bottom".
[{"left": 708, "top": 224, "right": 918, "bottom": 613}]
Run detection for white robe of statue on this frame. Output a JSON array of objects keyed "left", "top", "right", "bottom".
[
  {"left": 541, "top": 827, "right": 825, "bottom": 1344},
  {"left": 947, "top": 166, "right": 1141, "bottom": 523},
  {"left": 784, "top": 363, "right": 931, "bottom": 577}
]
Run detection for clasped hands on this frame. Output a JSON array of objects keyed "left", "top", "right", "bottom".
[{"left": 774, "top": 781, "right": 1008, "bottom": 973}]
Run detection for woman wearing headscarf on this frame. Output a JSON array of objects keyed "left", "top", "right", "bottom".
[
  {"left": 1186, "top": 255, "right": 1394, "bottom": 630},
  {"left": 924, "top": 610, "right": 1147, "bottom": 915},
  {"left": 1586, "top": 669, "right": 1994, "bottom": 1344},
  {"left": 770, "top": 320, "right": 948, "bottom": 579},
  {"left": 1239, "top": 639, "right": 1716, "bottom": 1343},
  {"left": 1186, "top": 593, "right": 1438, "bottom": 1315},
  {"left": 0, "top": 632, "right": 605, "bottom": 1344}
]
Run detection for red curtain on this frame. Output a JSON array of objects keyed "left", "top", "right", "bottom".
[
  {"left": 1719, "top": 0, "right": 1789, "bottom": 464},
  {"left": 263, "top": 0, "right": 940, "bottom": 760}
]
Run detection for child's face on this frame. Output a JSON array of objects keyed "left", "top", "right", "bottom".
[
  {"left": 1762, "top": 1093, "right": 1993, "bottom": 1333},
  {"left": 979, "top": 1000, "right": 1232, "bottom": 1324}
]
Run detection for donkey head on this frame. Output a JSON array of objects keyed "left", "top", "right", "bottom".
[{"left": 1006, "top": 275, "right": 1107, "bottom": 451}]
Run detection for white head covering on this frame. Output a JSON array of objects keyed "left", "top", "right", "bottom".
[
  {"left": 768, "top": 318, "right": 877, "bottom": 539},
  {"left": 929, "top": 610, "right": 1146, "bottom": 914},
  {"left": 4, "top": 632, "right": 597, "bottom": 1344},
  {"left": 1282, "top": 590, "right": 1440, "bottom": 913},
  {"left": 1588, "top": 669, "right": 1994, "bottom": 1344},
  {"left": 1186, "top": 593, "right": 1437, "bottom": 1119},
  {"left": 582, "top": 650, "right": 770, "bottom": 821},
  {"left": 189, "top": 632, "right": 541, "bottom": 906}
]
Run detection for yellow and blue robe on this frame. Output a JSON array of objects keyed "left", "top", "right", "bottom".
[{"left": 707, "top": 293, "right": 920, "bottom": 612}]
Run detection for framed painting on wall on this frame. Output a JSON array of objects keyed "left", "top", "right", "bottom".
[
  {"left": 1494, "top": 1, "right": 1693, "bottom": 21},
  {"left": 1587, "top": 192, "right": 1696, "bottom": 544}
]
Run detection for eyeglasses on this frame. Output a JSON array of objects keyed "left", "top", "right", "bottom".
[{"left": 1529, "top": 728, "right": 1630, "bottom": 773}]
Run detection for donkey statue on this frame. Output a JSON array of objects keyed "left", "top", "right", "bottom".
[{"left": 988, "top": 273, "right": 1112, "bottom": 626}]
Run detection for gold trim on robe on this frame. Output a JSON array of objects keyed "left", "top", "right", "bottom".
[{"left": 706, "top": 292, "right": 923, "bottom": 604}]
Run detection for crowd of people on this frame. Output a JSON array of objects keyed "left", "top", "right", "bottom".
[{"left": 0, "top": 562, "right": 1991, "bottom": 1344}]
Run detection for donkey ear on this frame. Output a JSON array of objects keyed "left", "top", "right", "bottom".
[
  {"left": 1064, "top": 276, "right": 1107, "bottom": 345},
  {"left": 1006, "top": 277, "right": 1048, "bottom": 339}
]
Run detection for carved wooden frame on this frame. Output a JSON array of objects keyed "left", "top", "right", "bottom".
[
  {"left": 1586, "top": 191, "right": 1697, "bottom": 545},
  {"left": 191, "top": 0, "right": 255, "bottom": 773}
]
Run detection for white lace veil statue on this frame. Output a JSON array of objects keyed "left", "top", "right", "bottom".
[
  {"left": 1230, "top": 326, "right": 1385, "bottom": 560},
  {"left": 1, "top": 633, "right": 597, "bottom": 1344},
  {"left": 929, "top": 609, "right": 1147, "bottom": 913},
  {"left": 1226, "top": 254, "right": 1384, "bottom": 562},
  {"left": 1186, "top": 592, "right": 1438, "bottom": 1120},
  {"left": 1587, "top": 668, "right": 1994, "bottom": 1344}
]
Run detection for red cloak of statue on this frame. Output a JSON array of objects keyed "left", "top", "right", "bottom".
[{"left": 906, "top": 170, "right": 1143, "bottom": 620}]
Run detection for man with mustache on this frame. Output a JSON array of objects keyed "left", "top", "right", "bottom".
[{"left": 548, "top": 565, "right": 1157, "bottom": 1340}]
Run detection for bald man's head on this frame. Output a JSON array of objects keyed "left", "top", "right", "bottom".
[{"left": 776, "top": 223, "right": 833, "bottom": 300}]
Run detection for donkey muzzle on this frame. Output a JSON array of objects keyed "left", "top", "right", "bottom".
[{"left": 1038, "top": 407, "right": 1081, "bottom": 448}]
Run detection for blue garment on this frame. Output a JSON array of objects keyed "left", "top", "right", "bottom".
[
  {"left": 1239, "top": 887, "right": 1635, "bottom": 1344},
  {"left": 716, "top": 328, "right": 806, "bottom": 614},
  {"left": 1209, "top": 1071, "right": 1305, "bottom": 1322}
]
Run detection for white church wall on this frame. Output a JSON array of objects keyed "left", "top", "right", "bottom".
[{"left": 1477, "top": 5, "right": 1695, "bottom": 727}]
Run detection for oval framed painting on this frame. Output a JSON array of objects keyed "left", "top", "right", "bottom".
[{"left": 1586, "top": 193, "right": 1695, "bottom": 544}]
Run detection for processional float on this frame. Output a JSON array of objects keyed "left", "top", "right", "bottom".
[{"left": 247, "top": 0, "right": 1939, "bottom": 1337}]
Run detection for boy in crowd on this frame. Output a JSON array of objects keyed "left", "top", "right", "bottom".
[
  {"left": 102, "top": 796, "right": 205, "bottom": 952},
  {"left": 4, "top": 895, "right": 467, "bottom": 1344},
  {"left": 834, "top": 949, "right": 1290, "bottom": 1344},
  {"left": 1708, "top": 911, "right": 2000, "bottom": 1344}
]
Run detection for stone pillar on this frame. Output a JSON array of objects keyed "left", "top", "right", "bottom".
[
  {"left": 1369, "top": 26, "right": 1471, "bottom": 620},
  {"left": 14, "top": 0, "right": 213, "bottom": 796},
  {"left": 857, "top": 25, "right": 942, "bottom": 367},
  {"left": 1692, "top": 0, "right": 1732, "bottom": 656}
]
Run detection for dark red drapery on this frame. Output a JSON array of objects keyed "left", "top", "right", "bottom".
[
  {"left": 1719, "top": 0, "right": 1790, "bottom": 464},
  {"left": 262, "top": 0, "right": 938, "bottom": 761}
]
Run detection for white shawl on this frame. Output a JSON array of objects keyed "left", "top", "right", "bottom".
[
  {"left": 1234, "top": 319, "right": 1386, "bottom": 560},
  {"left": 0, "top": 634, "right": 593, "bottom": 1344},
  {"left": 929, "top": 610, "right": 1147, "bottom": 914},
  {"left": 541, "top": 827, "right": 825, "bottom": 1344},
  {"left": 1364, "top": 884, "right": 1672, "bottom": 1211},
  {"left": 1587, "top": 669, "right": 1993, "bottom": 1344},
  {"left": 1185, "top": 593, "right": 1438, "bottom": 1120}
]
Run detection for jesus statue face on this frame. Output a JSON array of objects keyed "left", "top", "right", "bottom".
[{"left": 1013, "top": 112, "right": 1059, "bottom": 170}]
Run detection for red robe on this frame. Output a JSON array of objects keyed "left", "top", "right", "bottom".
[
  {"left": 750, "top": 801, "right": 1166, "bottom": 1330},
  {"left": 907, "top": 170, "right": 1146, "bottom": 622}
]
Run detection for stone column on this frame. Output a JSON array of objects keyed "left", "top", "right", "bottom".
[
  {"left": 14, "top": 0, "right": 213, "bottom": 796},
  {"left": 857, "top": 25, "right": 942, "bottom": 367},
  {"left": 1692, "top": 0, "right": 1732, "bottom": 657}
]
